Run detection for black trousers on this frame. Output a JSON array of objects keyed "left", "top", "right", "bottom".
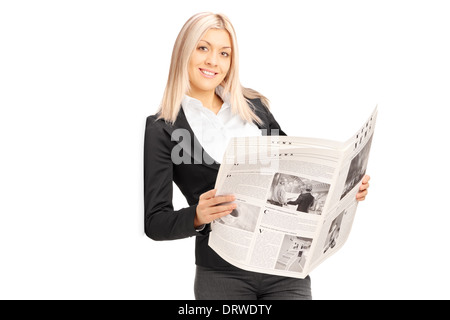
[{"left": 194, "top": 265, "right": 312, "bottom": 300}]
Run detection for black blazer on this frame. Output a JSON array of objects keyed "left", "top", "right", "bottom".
[
  {"left": 288, "top": 192, "right": 316, "bottom": 213},
  {"left": 144, "top": 98, "right": 286, "bottom": 268}
]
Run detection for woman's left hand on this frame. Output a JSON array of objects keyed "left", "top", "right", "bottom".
[{"left": 356, "top": 175, "right": 370, "bottom": 202}]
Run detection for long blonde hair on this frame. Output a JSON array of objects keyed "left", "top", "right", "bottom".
[{"left": 158, "top": 12, "right": 269, "bottom": 124}]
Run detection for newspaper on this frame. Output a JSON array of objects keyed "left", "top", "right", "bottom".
[{"left": 209, "top": 107, "right": 378, "bottom": 279}]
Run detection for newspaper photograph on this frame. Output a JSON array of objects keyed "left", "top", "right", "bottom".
[{"left": 208, "top": 107, "right": 378, "bottom": 279}]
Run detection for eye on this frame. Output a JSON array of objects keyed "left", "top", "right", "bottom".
[
  {"left": 221, "top": 52, "right": 230, "bottom": 57},
  {"left": 198, "top": 46, "right": 208, "bottom": 52}
]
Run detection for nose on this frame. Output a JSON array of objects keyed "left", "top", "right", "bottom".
[{"left": 205, "top": 52, "right": 218, "bottom": 67}]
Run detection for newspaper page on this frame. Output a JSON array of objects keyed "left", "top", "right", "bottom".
[{"left": 208, "top": 107, "right": 378, "bottom": 279}]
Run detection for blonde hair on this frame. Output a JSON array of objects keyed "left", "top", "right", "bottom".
[{"left": 158, "top": 12, "right": 269, "bottom": 124}]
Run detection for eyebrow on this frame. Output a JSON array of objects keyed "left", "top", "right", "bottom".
[{"left": 200, "top": 40, "right": 232, "bottom": 50}]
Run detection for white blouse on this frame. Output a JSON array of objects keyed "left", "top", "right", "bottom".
[{"left": 181, "top": 87, "right": 262, "bottom": 164}]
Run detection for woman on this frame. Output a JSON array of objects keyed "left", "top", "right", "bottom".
[{"left": 144, "top": 12, "right": 370, "bottom": 300}]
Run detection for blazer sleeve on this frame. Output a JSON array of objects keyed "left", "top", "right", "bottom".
[
  {"left": 287, "top": 195, "right": 301, "bottom": 205},
  {"left": 249, "top": 98, "right": 287, "bottom": 136},
  {"left": 266, "top": 106, "right": 287, "bottom": 136},
  {"left": 144, "top": 116, "right": 200, "bottom": 241}
]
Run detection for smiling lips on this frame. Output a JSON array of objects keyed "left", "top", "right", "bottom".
[{"left": 199, "top": 68, "right": 218, "bottom": 79}]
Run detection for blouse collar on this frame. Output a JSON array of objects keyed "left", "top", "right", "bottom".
[{"left": 182, "top": 86, "right": 231, "bottom": 114}]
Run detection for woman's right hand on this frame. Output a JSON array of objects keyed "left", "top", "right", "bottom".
[{"left": 194, "top": 189, "right": 237, "bottom": 228}]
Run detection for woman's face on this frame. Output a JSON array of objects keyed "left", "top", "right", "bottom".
[{"left": 188, "top": 29, "right": 232, "bottom": 95}]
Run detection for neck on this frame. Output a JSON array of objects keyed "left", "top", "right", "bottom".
[{"left": 188, "top": 88, "right": 222, "bottom": 115}]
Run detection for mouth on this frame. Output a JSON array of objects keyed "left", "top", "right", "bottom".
[{"left": 199, "top": 68, "right": 218, "bottom": 79}]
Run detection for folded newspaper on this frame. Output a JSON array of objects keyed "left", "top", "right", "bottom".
[{"left": 209, "top": 107, "right": 378, "bottom": 279}]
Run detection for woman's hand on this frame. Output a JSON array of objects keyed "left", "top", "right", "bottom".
[
  {"left": 194, "top": 189, "right": 237, "bottom": 228},
  {"left": 356, "top": 175, "right": 371, "bottom": 201}
]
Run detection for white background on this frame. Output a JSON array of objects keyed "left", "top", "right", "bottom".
[{"left": 1, "top": 0, "right": 449, "bottom": 300}]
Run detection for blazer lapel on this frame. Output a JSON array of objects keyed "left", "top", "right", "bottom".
[
  {"left": 161, "top": 102, "right": 273, "bottom": 170},
  {"left": 162, "top": 107, "right": 220, "bottom": 170}
]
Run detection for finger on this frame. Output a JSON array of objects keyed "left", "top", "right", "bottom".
[
  {"left": 359, "top": 189, "right": 368, "bottom": 196},
  {"left": 210, "top": 195, "right": 236, "bottom": 206},
  {"left": 211, "top": 209, "right": 234, "bottom": 221},
  {"left": 359, "top": 182, "right": 370, "bottom": 191},
  {"left": 202, "top": 196, "right": 234, "bottom": 210},
  {"left": 362, "top": 175, "right": 371, "bottom": 184},
  {"left": 356, "top": 196, "right": 366, "bottom": 202},
  {"left": 205, "top": 203, "right": 237, "bottom": 216},
  {"left": 356, "top": 190, "right": 368, "bottom": 200},
  {"left": 199, "top": 189, "right": 217, "bottom": 201}
]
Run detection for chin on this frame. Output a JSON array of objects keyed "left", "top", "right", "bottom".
[{"left": 196, "top": 82, "right": 221, "bottom": 92}]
